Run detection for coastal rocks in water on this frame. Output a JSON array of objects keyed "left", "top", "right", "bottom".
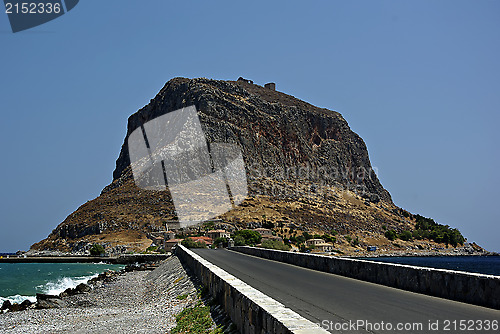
[
  {"left": 8, "top": 303, "right": 22, "bottom": 312},
  {"left": 59, "top": 290, "right": 70, "bottom": 298},
  {"left": 59, "top": 283, "right": 91, "bottom": 297},
  {"left": 20, "top": 299, "right": 33, "bottom": 310},
  {"left": 36, "top": 293, "right": 67, "bottom": 309},
  {"left": 75, "top": 283, "right": 91, "bottom": 293},
  {"left": 1, "top": 299, "right": 34, "bottom": 313},
  {"left": 86, "top": 269, "right": 123, "bottom": 287},
  {"left": 1, "top": 300, "right": 11, "bottom": 310}
]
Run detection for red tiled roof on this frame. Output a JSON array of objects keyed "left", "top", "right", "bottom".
[
  {"left": 190, "top": 236, "right": 213, "bottom": 242},
  {"left": 166, "top": 238, "right": 183, "bottom": 243}
]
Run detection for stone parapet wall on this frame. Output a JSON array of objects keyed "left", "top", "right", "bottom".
[{"left": 231, "top": 246, "right": 500, "bottom": 310}]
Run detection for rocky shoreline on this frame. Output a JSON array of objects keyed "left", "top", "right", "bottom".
[{"left": 0, "top": 256, "right": 236, "bottom": 333}]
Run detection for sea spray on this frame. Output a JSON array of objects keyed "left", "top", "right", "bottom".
[
  {"left": 0, "top": 263, "right": 124, "bottom": 304},
  {"left": 0, "top": 294, "right": 36, "bottom": 304},
  {"left": 37, "top": 274, "right": 99, "bottom": 296}
]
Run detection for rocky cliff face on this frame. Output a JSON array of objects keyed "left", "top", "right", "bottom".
[
  {"left": 32, "top": 77, "right": 403, "bottom": 253},
  {"left": 113, "top": 77, "right": 390, "bottom": 201}
]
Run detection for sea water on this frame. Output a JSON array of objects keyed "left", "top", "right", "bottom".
[
  {"left": 361, "top": 256, "right": 500, "bottom": 276},
  {"left": 0, "top": 262, "right": 124, "bottom": 304}
]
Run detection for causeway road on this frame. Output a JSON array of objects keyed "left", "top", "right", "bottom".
[{"left": 192, "top": 248, "right": 500, "bottom": 333}]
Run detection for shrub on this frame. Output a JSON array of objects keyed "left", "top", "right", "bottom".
[
  {"left": 322, "top": 234, "right": 336, "bottom": 244},
  {"left": 260, "top": 239, "right": 291, "bottom": 251},
  {"left": 171, "top": 305, "right": 216, "bottom": 334},
  {"left": 399, "top": 230, "right": 413, "bottom": 241},
  {"left": 299, "top": 244, "right": 315, "bottom": 252},
  {"left": 385, "top": 230, "right": 397, "bottom": 241},
  {"left": 146, "top": 245, "right": 158, "bottom": 253},
  {"left": 412, "top": 229, "right": 425, "bottom": 240},
  {"left": 176, "top": 294, "right": 188, "bottom": 300},
  {"left": 351, "top": 236, "right": 359, "bottom": 247},
  {"left": 89, "top": 244, "right": 105, "bottom": 256}
]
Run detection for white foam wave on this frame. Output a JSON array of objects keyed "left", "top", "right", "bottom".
[
  {"left": 37, "top": 274, "right": 98, "bottom": 296},
  {"left": 0, "top": 295, "right": 37, "bottom": 304}
]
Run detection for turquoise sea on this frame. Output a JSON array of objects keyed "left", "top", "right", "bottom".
[
  {"left": 0, "top": 261, "right": 124, "bottom": 304},
  {"left": 361, "top": 256, "right": 500, "bottom": 276}
]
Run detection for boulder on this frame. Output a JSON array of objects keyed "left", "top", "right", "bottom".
[
  {"left": 60, "top": 287, "right": 79, "bottom": 297},
  {"left": 20, "top": 299, "right": 33, "bottom": 310},
  {"left": 36, "top": 293, "right": 67, "bottom": 309},
  {"left": 59, "top": 289, "right": 71, "bottom": 297},
  {"left": 1, "top": 300, "right": 11, "bottom": 310},
  {"left": 74, "top": 283, "right": 91, "bottom": 293},
  {"left": 9, "top": 303, "right": 22, "bottom": 312}
]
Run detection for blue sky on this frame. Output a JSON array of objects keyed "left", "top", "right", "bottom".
[{"left": 0, "top": 1, "right": 498, "bottom": 252}]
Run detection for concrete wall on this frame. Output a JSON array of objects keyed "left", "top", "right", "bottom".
[
  {"left": 176, "top": 245, "right": 328, "bottom": 334},
  {"left": 231, "top": 246, "right": 500, "bottom": 310}
]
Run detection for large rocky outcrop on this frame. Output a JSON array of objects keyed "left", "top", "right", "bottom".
[
  {"left": 112, "top": 78, "right": 390, "bottom": 202},
  {"left": 32, "top": 77, "right": 401, "bottom": 253}
]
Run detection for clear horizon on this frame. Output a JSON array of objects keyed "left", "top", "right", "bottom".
[{"left": 0, "top": 1, "right": 498, "bottom": 252}]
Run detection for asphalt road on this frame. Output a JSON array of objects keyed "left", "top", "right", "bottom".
[{"left": 192, "top": 248, "right": 500, "bottom": 333}]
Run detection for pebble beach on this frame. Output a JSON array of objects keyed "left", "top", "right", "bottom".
[{"left": 0, "top": 257, "right": 203, "bottom": 333}]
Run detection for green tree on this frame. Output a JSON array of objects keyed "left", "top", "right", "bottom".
[
  {"left": 399, "top": 230, "right": 413, "bottom": 241},
  {"left": 302, "top": 232, "right": 313, "bottom": 240},
  {"left": 214, "top": 237, "right": 228, "bottom": 248},
  {"left": 322, "top": 234, "right": 336, "bottom": 244},
  {"left": 385, "top": 230, "right": 397, "bottom": 241},
  {"left": 202, "top": 221, "right": 215, "bottom": 230},
  {"left": 181, "top": 238, "right": 207, "bottom": 248},
  {"left": 233, "top": 235, "right": 246, "bottom": 246},
  {"left": 89, "top": 244, "right": 105, "bottom": 256},
  {"left": 232, "top": 230, "right": 262, "bottom": 246},
  {"left": 296, "top": 235, "right": 306, "bottom": 244},
  {"left": 412, "top": 214, "right": 464, "bottom": 246}
]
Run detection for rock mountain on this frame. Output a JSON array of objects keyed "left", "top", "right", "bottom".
[{"left": 32, "top": 77, "right": 421, "bottom": 253}]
